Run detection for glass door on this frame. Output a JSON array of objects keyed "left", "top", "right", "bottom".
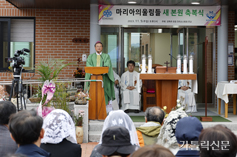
[
  {"left": 101, "top": 27, "right": 119, "bottom": 73},
  {"left": 188, "top": 27, "right": 215, "bottom": 104},
  {"left": 123, "top": 28, "right": 173, "bottom": 74}
]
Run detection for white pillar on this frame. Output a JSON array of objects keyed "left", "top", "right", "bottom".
[
  {"left": 217, "top": 5, "right": 228, "bottom": 113},
  {"left": 90, "top": 3, "right": 101, "bottom": 54}
]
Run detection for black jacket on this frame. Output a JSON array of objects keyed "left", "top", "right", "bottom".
[
  {"left": 176, "top": 149, "right": 200, "bottom": 157},
  {"left": 40, "top": 139, "right": 81, "bottom": 157}
]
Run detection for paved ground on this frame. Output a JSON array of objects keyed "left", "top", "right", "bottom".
[
  {"left": 81, "top": 142, "right": 98, "bottom": 157},
  {"left": 80, "top": 107, "right": 237, "bottom": 157}
]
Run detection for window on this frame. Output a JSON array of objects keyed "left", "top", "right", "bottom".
[{"left": 0, "top": 18, "right": 35, "bottom": 71}]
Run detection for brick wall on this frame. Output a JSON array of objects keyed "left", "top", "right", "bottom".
[
  {"left": 0, "top": 0, "right": 90, "bottom": 81},
  {"left": 228, "top": 11, "right": 235, "bottom": 81}
]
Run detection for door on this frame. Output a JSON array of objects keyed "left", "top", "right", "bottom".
[{"left": 0, "top": 19, "right": 10, "bottom": 70}]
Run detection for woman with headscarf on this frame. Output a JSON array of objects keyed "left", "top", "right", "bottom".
[
  {"left": 157, "top": 107, "right": 188, "bottom": 155},
  {"left": 90, "top": 110, "right": 140, "bottom": 157},
  {"left": 40, "top": 109, "right": 81, "bottom": 157}
]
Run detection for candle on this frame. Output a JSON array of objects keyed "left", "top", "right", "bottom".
[
  {"left": 189, "top": 55, "right": 194, "bottom": 74},
  {"left": 176, "top": 55, "right": 181, "bottom": 74},
  {"left": 183, "top": 55, "right": 187, "bottom": 74},
  {"left": 141, "top": 55, "right": 146, "bottom": 74},
  {"left": 147, "top": 54, "right": 153, "bottom": 73}
]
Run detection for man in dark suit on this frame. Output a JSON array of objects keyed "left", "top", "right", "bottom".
[{"left": 0, "top": 101, "right": 18, "bottom": 156}]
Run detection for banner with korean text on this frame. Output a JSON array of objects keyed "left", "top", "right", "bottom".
[{"left": 98, "top": 5, "right": 221, "bottom": 26}]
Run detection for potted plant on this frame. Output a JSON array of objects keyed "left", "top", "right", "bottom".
[
  {"left": 74, "top": 109, "right": 85, "bottom": 144},
  {"left": 34, "top": 58, "right": 73, "bottom": 117}
]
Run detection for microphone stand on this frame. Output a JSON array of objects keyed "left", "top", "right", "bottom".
[{"left": 169, "top": 54, "right": 177, "bottom": 60}]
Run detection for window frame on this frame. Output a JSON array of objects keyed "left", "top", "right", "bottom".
[{"left": 0, "top": 17, "right": 35, "bottom": 73}]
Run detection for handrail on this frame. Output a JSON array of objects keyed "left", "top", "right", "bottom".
[{"left": 0, "top": 79, "right": 104, "bottom": 88}]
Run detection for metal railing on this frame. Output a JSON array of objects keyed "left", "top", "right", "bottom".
[{"left": 0, "top": 78, "right": 103, "bottom": 98}]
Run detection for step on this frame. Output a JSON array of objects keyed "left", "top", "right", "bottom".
[
  {"left": 89, "top": 121, "right": 144, "bottom": 142},
  {"left": 89, "top": 120, "right": 144, "bottom": 131},
  {"left": 88, "top": 121, "right": 237, "bottom": 142},
  {"left": 89, "top": 131, "right": 102, "bottom": 142}
]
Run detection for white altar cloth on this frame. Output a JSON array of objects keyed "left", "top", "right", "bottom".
[{"left": 215, "top": 82, "right": 237, "bottom": 103}]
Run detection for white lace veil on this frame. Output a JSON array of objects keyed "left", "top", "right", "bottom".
[
  {"left": 157, "top": 107, "right": 188, "bottom": 149},
  {"left": 41, "top": 109, "right": 77, "bottom": 144},
  {"left": 99, "top": 110, "right": 139, "bottom": 146}
]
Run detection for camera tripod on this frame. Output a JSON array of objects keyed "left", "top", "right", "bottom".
[{"left": 9, "top": 69, "right": 26, "bottom": 111}]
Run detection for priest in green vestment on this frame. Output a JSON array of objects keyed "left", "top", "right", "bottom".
[{"left": 84, "top": 41, "right": 115, "bottom": 108}]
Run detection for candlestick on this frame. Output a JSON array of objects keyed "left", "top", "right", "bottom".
[
  {"left": 176, "top": 54, "right": 181, "bottom": 74},
  {"left": 141, "top": 54, "right": 146, "bottom": 74},
  {"left": 183, "top": 55, "right": 187, "bottom": 74},
  {"left": 147, "top": 54, "right": 153, "bottom": 73},
  {"left": 189, "top": 55, "right": 194, "bottom": 74}
]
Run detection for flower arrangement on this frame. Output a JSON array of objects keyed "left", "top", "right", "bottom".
[
  {"left": 172, "top": 98, "right": 187, "bottom": 111},
  {"left": 162, "top": 106, "right": 169, "bottom": 119},
  {"left": 74, "top": 91, "right": 90, "bottom": 105},
  {"left": 73, "top": 68, "right": 85, "bottom": 78},
  {"left": 73, "top": 58, "right": 85, "bottom": 78},
  {"left": 74, "top": 109, "right": 85, "bottom": 126},
  {"left": 37, "top": 80, "right": 56, "bottom": 118}
]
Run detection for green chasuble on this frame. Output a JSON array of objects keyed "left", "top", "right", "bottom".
[{"left": 84, "top": 53, "right": 115, "bottom": 105}]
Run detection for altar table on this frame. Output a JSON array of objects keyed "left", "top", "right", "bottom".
[
  {"left": 215, "top": 82, "right": 237, "bottom": 118},
  {"left": 140, "top": 74, "right": 197, "bottom": 113}
]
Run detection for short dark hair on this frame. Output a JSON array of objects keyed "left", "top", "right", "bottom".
[
  {"left": 94, "top": 41, "right": 103, "bottom": 47},
  {"left": 127, "top": 60, "right": 135, "bottom": 67},
  {"left": 0, "top": 101, "right": 16, "bottom": 125},
  {"left": 199, "top": 125, "right": 237, "bottom": 157},
  {"left": 9, "top": 110, "right": 43, "bottom": 145},
  {"left": 145, "top": 107, "right": 165, "bottom": 124},
  {"left": 131, "top": 144, "right": 174, "bottom": 157}
]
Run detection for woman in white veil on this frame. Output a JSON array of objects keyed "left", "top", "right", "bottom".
[
  {"left": 40, "top": 109, "right": 81, "bottom": 157},
  {"left": 90, "top": 110, "right": 140, "bottom": 157}
]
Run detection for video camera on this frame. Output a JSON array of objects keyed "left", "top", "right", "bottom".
[
  {"left": 5, "top": 48, "right": 30, "bottom": 68},
  {"left": 5, "top": 48, "right": 30, "bottom": 76}
]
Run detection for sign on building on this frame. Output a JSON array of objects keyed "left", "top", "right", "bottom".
[{"left": 98, "top": 5, "right": 221, "bottom": 26}]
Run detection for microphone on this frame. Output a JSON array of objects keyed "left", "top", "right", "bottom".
[
  {"left": 169, "top": 54, "right": 177, "bottom": 60},
  {"left": 23, "top": 48, "right": 30, "bottom": 53},
  {"left": 100, "top": 54, "right": 105, "bottom": 67}
]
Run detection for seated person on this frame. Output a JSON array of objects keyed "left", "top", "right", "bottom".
[
  {"left": 199, "top": 125, "right": 237, "bottom": 157},
  {"left": 131, "top": 144, "right": 175, "bottom": 157},
  {"left": 0, "top": 101, "right": 18, "bottom": 156},
  {"left": 40, "top": 109, "right": 81, "bottom": 157},
  {"left": 97, "top": 126, "right": 138, "bottom": 157},
  {"left": 136, "top": 107, "right": 165, "bottom": 146},
  {"left": 178, "top": 80, "right": 197, "bottom": 112},
  {"left": 90, "top": 110, "right": 140, "bottom": 157},
  {"left": 121, "top": 60, "right": 142, "bottom": 113},
  {"left": 9, "top": 110, "right": 50, "bottom": 157},
  {"left": 175, "top": 117, "right": 203, "bottom": 157}
]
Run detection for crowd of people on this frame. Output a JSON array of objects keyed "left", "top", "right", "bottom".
[{"left": 0, "top": 100, "right": 237, "bottom": 157}]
